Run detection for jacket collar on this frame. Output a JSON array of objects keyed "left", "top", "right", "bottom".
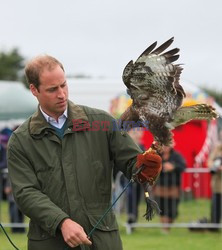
[{"left": 29, "top": 100, "right": 89, "bottom": 136}]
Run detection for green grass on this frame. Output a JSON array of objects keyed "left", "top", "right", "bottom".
[
  {"left": 0, "top": 200, "right": 221, "bottom": 250},
  {"left": 120, "top": 228, "right": 222, "bottom": 250},
  {"left": 118, "top": 199, "right": 222, "bottom": 250}
]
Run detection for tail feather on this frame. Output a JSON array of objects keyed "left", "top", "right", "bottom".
[{"left": 169, "top": 104, "right": 218, "bottom": 128}]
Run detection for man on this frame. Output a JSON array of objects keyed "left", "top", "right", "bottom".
[{"left": 7, "top": 55, "right": 161, "bottom": 250}]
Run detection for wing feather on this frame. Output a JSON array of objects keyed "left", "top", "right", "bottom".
[
  {"left": 137, "top": 41, "right": 157, "bottom": 59},
  {"left": 167, "top": 55, "right": 180, "bottom": 63},
  {"left": 162, "top": 48, "right": 180, "bottom": 57},
  {"left": 151, "top": 37, "right": 174, "bottom": 54}
]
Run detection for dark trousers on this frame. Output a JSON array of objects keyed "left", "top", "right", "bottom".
[
  {"left": 156, "top": 197, "right": 179, "bottom": 220},
  {"left": 211, "top": 193, "right": 222, "bottom": 224},
  {"left": 9, "top": 201, "right": 25, "bottom": 233},
  {"left": 126, "top": 181, "right": 141, "bottom": 223}
]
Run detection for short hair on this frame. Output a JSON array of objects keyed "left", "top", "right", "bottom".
[{"left": 25, "top": 55, "right": 64, "bottom": 89}]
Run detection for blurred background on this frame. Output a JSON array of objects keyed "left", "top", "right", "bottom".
[{"left": 0, "top": 0, "right": 222, "bottom": 249}]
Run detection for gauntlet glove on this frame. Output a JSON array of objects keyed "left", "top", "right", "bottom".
[
  {"left": 134, "top": 150, "right": 162, "bottom": 220},
  {"left": 136, "top": 150, "right": 162, "bottom": 185}
]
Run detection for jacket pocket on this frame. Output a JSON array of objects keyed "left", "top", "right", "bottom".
[
  {"left": 87, "top": 211, "right": 119, "bottom": 232},
  {"left": 28, "top": 220, "right": 53, "bottom": 240}
]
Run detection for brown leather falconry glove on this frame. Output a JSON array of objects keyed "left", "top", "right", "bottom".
[
  {"left": 135, "top": 150, "right": 162, "bottom": 185},
  {"left": 134, "top": 150, "right": 162, "bottom": 221}
]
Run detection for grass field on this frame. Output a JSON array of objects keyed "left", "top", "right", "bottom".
[{"left": 0, "top": 199, "right": 221, "bottom": 250}]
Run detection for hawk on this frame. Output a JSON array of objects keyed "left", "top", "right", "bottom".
[{"left": 121, "top": 37, "right": 218, "bottom": 151}]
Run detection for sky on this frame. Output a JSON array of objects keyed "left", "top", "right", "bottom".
[{"left": 0, "top": 0, "right": 222, "bottom": 90}]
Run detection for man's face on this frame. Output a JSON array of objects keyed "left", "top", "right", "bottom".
[{"left": 30, "top": 65, "right": 68, "bottom": 120}]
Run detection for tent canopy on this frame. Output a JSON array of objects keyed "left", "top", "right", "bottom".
[{"left": 0, "top": 80, "right": 37, "bottom": 121}]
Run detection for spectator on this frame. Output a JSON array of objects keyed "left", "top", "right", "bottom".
[
  {"left": 4, "top": 177, "right": 25, "bottom": 233},
  {"left": 0, "top": 134, "right": 8, "bottom": 170},
  {"left": 0, "top": 128, "right": 13, "bottom": 171},
  {"left": 153, "top": 144, "right": 186, "bottom": 233},
  {"left": 0, "top": 134, "right": 9, "bottom": 202},
  {"left": 126, "top": 128, "right": 144, "bottom": 225},
  {"left": 207, "top": 130, "right": 222, "bottom": 232}
]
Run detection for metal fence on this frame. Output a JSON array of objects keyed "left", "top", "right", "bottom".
[
  {"left": 113, "top": 168, "right": 222, "bottom": 234},
  {"left": 0, "top": 168, "right": 221, "bottom": 234}
]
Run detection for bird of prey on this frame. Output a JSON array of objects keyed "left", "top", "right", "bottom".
[{"left": 121, "top": 37, "right": 218, "bottom": 152}]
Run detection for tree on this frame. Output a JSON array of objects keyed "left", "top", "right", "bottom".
[{"left": 0, "top": 48, "right": 25, "bottom": 81}]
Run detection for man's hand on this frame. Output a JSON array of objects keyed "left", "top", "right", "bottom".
[
  {"left": 136, "top": 150, "right": 162, "bottom": 185},
  {"left": 60, "top": 218, "right": 92, "bottom": 248}
]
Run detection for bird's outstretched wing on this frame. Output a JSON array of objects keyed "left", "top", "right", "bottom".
[
  {"left": 121, "top": 38, "right": 219, "bottom": 149},
  {"left": 122, "top": 37, "right": 185, "bottom": 119}
]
